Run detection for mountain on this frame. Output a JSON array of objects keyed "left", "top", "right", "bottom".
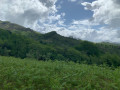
[
  {"left": 0, "top": 20, "right": 33, "bottom": 32},
  {"left": 0, "top": 20, "right": 81, "bottom": 47},
  {"left": 0, "top": 20, "right": 120, "bottom": 67},
  {"left": 0, "top": 20, "right": 43, "bottom": 38}
]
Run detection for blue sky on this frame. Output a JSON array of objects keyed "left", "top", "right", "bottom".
[
  {"left": 56, "top": 0, "right": 93, "bottom": 24},
  {"left": 0, "top": 0, "right": 120, "bottom": 43}
]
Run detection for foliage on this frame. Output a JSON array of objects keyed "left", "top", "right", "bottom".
[
  {"left": 75, "top": 41, "right": 102, "bottom": 56},
  {"left": 0, "top": 56, "right": 120, "bottom": 89},
  {"left": 0, "top": 28, "right": 120, "bottom": 67}
]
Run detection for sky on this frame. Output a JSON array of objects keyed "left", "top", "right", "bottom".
[{"left": 0, "top": 0, "right": 120, "bottom": 43}]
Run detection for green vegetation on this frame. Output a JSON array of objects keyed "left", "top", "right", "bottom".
[
  {"left": 0, "top": 20, "right": 120, "bottom": 67},
  {"left": 0, "top": 56, "right": 120, "bottom": 89},
  {"left": 0, "top": 20, "right": 33, "bottom": 32},
  {"left": 0, "top": 20, "right": 120, "bottom": 89},
  {"left": 0, "top": 27, "right": 120, "bottom": 67},
  {"left": 75, "top": 41, "right": 102, "bottom": 56}
]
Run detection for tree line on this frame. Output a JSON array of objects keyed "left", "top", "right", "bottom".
[{"left": 0, "top": 28, "right": 120, "bottom": 67}]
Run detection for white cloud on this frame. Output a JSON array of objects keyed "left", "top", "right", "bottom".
[
  {"left": 35, "top": 18, "right": 120, "bottom": 43},
  {"left": 58, "top": 27, "right": 120, "bottom": 43},
  {"left": 81, "top": 0, "right": 120, "bottom": 28},
  {"left": 68, "top": 0, "right": 77, "bottom": 2},
  {"left": 71, "top": 0, "right": 120, "bottom": 43},
  {"left": 72, "top": 19, "right": 98, "bottom": 26},
  {"left": 0, "top": 0, "right": 58, "bottom": 27},
  {"left": 0, "top": 0, "right": 120, "bottom": 43}
]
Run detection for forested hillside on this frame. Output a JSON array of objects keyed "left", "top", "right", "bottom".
[{"left": 0, "top": 22, "right": 120, "bottom": 67}]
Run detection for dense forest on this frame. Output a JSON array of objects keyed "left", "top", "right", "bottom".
[{"left": 0, "top": 20, "right": 120, "bottom": 67}]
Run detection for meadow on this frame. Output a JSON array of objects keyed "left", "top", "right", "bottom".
[{"left": 0, "top": 56, "right": 120, "bottom": 90}]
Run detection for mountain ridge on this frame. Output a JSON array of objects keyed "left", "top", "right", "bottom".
[{"left": 0, "top": 20, "right": 120, "bottom": 67}]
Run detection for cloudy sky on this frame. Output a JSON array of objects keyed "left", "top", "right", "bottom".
[{"left": 0, "top": 0, "right": 120, "bottom": 43}]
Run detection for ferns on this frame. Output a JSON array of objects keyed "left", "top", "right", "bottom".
[{"left": 0, "top": 56, "right": 120, "bottom": 89}]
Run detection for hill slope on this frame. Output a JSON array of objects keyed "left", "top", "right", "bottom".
[
  {"left": 0, "top": 56, "right": 120, "bottom": 89},
  {"left": 0, "top": 21, "right": 120, "bottom": 67},
  {"left": 0, "top": 20, "right": 81, "bottom": 47},
  {"left": 0, "top": 20, "right": 33, "bottom": 32}
]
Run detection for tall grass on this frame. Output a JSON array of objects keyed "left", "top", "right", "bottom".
[{"left": 0, "top": 56, "right": 120, "bottom": 89}]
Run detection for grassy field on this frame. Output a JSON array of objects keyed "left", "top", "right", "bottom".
[{"left": 0, "top": 56, "right": 120, "bottom": 90}]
